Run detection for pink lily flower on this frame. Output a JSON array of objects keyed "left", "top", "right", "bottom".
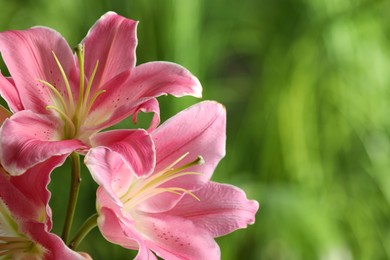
[
  {"left": 85, "top": 101, "right": 259, "bottom": 259},
  {"left": 0, "top": 102, "right": 91, "bottom": 259},
  {"left": 0, "top": 158, "right": 91, "bottom": 259},
  {"left": 0, "top": 12, "right": 201, "bottom": 176}
]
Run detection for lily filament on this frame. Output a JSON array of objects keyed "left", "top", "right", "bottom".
[
  {"left": 121, "top": 153, "right": 205, "bottom": 211},
  {"left": 39, "top": 44, "right": 105, "bottom": 139}
]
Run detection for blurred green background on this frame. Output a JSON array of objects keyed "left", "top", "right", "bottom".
[{"left": 1, "top": 0, "right": 390, "bottom": 259}]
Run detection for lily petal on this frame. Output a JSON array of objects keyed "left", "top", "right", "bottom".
[
  {"left": 131, "top": 98, "right": 160, "bottom": 131},
  {"left": 152, "top": 101, "right": 226, "bottom": 188},
  {"left": 128, "top": 61, "right": 202, "bottom": 98},
  {"left": 82, "top": 11, "right": 138, "bottom": 91},
  {"left": 0, "top": 110, "right": 86, "bottom": 175},
  {"left": 0, "top": 27, "right": 76, "bottom": 114},
  {"left": 8, "top": 156, "right": 67, "bottom": 229},
  {"left": 87, "top": 149, "right": 137, "bottom": 205},
  {"left": 128, "top": 101, "right": 226, "bottom": 213},
  {"left": 90, "top": 129, "right": 155, "bottom": 177},
  {"left": 166, "top": 182, "right": 259, "bottom": 237},
  {"left": 21, "top": 221, "right": 87, "bottom": 260},
  {"left": 139, "top": 214, "right": 220, "bottom": 260},
  {"left": 80, "top": 70, "right": 131, "bottom": 132},
  {"left": 0, "top": 73, "right": 23, "bottom": 112},
  {"left": 0, "top": 167, "right": 46, "bottom": 224},
  {"left": 97, "top": 206, "right": 157, "bottom": 260},
  {"left": 0, "top": 161, "right": 86, "bottom": 260},
  {"left": 87, "top": 61, "right": 202, "bottom": 131}
]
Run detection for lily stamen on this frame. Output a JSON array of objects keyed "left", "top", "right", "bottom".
[
  {"left": 46, "top": 105, "right": 76, "bottom": 138},
  {"left": 138, "top": 155, "right": 204, "bottom": 193},
  {"left": 82, "top": 60, "right": 100, "bottom": 114},
  {"left": 84, "top": 89, "right": 106, "bottom": 117},
  {"left": 124, "top": 187, "right": 200, "bottom": 211},
  {"left": 120, "top": 153, "right": 198, "bottom": 200},
  {"left": 76, "top": 44, "right": 85, "bottom": 110},
  {"left": 121, "top": 154, "right": 204, "bottom": 210},
  {"left": 39, "top": 80, "right": 69, "bottom": 114},
  {"left": 52, "top": 51, "right": 75, "bottom": 113},
  {"left": 0, "top": 237, "right": 33, "bottom": 257},
  {"left": 38, "top": 46, "right": 104, "bottom": 139},
  {"left": 0, "top": 236, "right": 29, "bottom": 242}
]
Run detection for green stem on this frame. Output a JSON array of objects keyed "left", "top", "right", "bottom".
[
  {"left": 69, "top": 213, "right": 98, "bottom": 250},
  {"left": 62, "top": 152, "right": 81, "bottom": 243}
]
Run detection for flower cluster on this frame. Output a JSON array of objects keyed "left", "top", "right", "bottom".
[{"left": 0, "top": 12, "right": 258, "bottom": 259}]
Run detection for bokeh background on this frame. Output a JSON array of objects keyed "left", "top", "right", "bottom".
[{"left": 1, "top": 0, "right": 390, "bottom": 259}]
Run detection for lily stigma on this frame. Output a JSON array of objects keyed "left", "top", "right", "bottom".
[
  {"left": 39, "top": 44, "right": 104, "bottom": 139},
  {"left": 118, "top": 153, "right": 204, "bottom": 213}
]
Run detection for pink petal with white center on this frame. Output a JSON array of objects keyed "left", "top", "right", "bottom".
[
  {"left": 166, "top": 181, "right": 259, "bottom": 237},
  {"left": 0, "top": 110, "right": 87, "bottom": 175},
  {"left": 0, "top": 27, "right": 77, "bottom": 114},
  {"left": 97, "top": 206, "right": 157, "bottom": 260},
  {"left": 152, "top": 101, "right": 226, "bottom": 188},
  {"left": 139, "top": 214, "right": 220, "bottom": 260},
  {"left": 0, "top": 73, "right": 23, "bottom": 112},
  {"left": 82, "top": 12, "right": 138, "bottom": 92},
  {"left": 87, "top": 61, "right": 202, "bottom": 131},
  {"left": 90, "top": 129, "right": 155, "bottom": 177}
]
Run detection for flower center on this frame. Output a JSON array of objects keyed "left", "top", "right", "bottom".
[
  {"left": 0, "top": 236, "right": 34, "bottom": 257},
  {"left": 120, "top": 153, "right": 204, "bottom": 212},
  {"left": 0, "top": 200, "right": 44, "bottom": 258},
  {"left": 39, "top": 44, "right": 105, "bottom": 139}
]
